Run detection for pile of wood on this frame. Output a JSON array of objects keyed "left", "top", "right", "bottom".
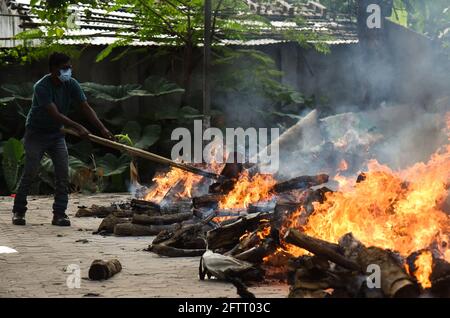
[
  {"left": 75, "top": 166, "right": 450, "bottom": 298},
  {"left": 76, "top": 198, "right": 197, "bottom": 236}
]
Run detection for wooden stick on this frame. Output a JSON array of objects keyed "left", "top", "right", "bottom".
[
  {"left": 283, "top": 228, "right": 361, "bottom": 271},
  {"left": 61, "top": 128, "right": 225, "bottom": 181}
]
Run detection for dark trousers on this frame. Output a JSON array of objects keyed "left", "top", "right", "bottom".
[{"left": 13, "top": 128, "right": 69, "bottom": 216}]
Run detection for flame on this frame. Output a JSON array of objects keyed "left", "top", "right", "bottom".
[
  {"left": 414, "top": 251, "right": 433, "bottom": 289},
  {"left": 144, "top": 167, "right": 203, "bottom": 203},
  {"left": 257, "top": 224, "right": 271, "bottom": 240},
  {"left": 219, "top": 171, "right": 277, "bottom": 209},
  {"left": 281, "top": 112, "right": 450, "bottom": 262}
]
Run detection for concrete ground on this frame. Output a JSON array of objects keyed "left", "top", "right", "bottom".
[{"left": 0, "top": 193, "right": 288, "bottom": 298}]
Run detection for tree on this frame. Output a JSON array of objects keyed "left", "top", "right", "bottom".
[{"left": 18, "top": 0, "right": 329, "bottom": 106}]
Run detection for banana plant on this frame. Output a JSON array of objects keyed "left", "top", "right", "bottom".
[
  {"left": 39, "top": 154, "right": 100, "bottom": 193},
  {"left": 95, "top": 153, "right": 131, "bottom": 192},
  {"left": 121, "top": 121, "right": 161, "bottom": 149},
  {"left": 80, "top": 76, "right": 184, "bottom": 102},
  {"left": 1, "top": 83, "right": 34, "bottom": 101},
  {"left": 0, "top": 83, "right": 34, "bottom": 118},
  {"left": 128, "top": 76, "right": 185, "bottom": 97},
  {"left": 1, "top": 138, "right": 24, "bottom": 192},
  {"left": 79, "top": 82, "right": 141, "bottom": 102}
]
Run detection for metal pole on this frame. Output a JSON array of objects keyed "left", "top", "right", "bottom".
[{"left": 203, "top": 0, "right": 212, "bottom": 130}]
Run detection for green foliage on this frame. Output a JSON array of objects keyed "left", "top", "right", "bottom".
[
  {"left": 129, "top": 76, "right": 185, "bottom": 97},
  {"left": 79, "top": 76, "right": 184, "bottom": 102},
  {"left": 96, "top": 153, "right": 130, "bottom": 177},
  {"left": 80, "top": 82, "right": 141, "bottom": 102},
  {"left": 1, "top": 83, "right": 34, "bottom": 101},
  {"left": 2, "top": 138, "right": 25, "bottom": 192},
  {"left": 121, "top": 121, "right": 161, "bottom": 148}
]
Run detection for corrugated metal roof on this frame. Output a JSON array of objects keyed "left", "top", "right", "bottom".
[{"left": 2, "top": 0, "right": 358, "bottom": 47}]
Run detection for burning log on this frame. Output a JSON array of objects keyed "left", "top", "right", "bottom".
[
  {"left": 114, "top": 223, "right": 179, "bottom": 236},
  {"left": 95, "top": 214, "right": 131, "bottom": 234},
  {"left": 193, "top": 194, "right": 224, "bottom": 209},
  {"left": 272, "top": 174, "right": 329, "bottom": 193},
  {"left": 288, "top": 256, "right": 345, "bottom": 298},
  {"left": 130, "top": 198, "right": 161, "bottom": 213},
  {"left": 407, "top": 249, "right": 450, "bottom": 297},
  {"left": 147, "top": 213, "right": 216, "bottom": 257},
  {"left": 132, "top": 212, "right": 192, "bottom": 225},
  {"left": 338, "top": 233, "right": 420, "bottom": 298},
  {"left": 88, "top": 259, "right": 122, "bottom": 281},
  {"left": 209, "top": 155, "right": 244, "bottom": 194},
  {"left": 206, "top": 213, "right": 272, "bottom": 251},
  {"left": 234, "top": 239, "right": 277, "bottom": 264},
  {"left": 283, "top": 229, "right": 360, "bottom": 271},
  {"left": 161, "top": 200, "right": 193, "bottom": 214},
  {"left": 430, "top": 258, "right": 450, "bottom": 297},
  {"left": 148, "top": 244, "right": 205, "bottom": 257}
]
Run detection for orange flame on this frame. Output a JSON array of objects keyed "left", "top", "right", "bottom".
[
  {"left": 282, "top": 112, "right": 450, "bottom": 262},
  {"left": 219, "top": 171, "right": 277, "bottom": 209},
  {"left": 144, "top": 167, "right": 203, "bottom": 203},
  {"left": 414, "top": 251, "right": 433, "bottom": 289}
]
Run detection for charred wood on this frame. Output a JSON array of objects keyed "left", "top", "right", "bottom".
[
  {"left": 95, "top": 214, "right": 131, "bottom": 234},
  {"left": 148, "top": 244, "right": 205, "bottom": 257},
  {"left": 88, "top": 259, "right": 122, "bottom": 280},
  {"left": 193, "top": 194, "right": 224, "bottom": 209},
  {"left": 114, "top": 223, "right": 180, "bottom": 236},
  {"left": 132, "top": 212, "right": 192, "bottom": 225},
  {"left": 284, "top": 229, "right": 360, "bottom": 271},
  {"left": 339, "top": 233, "right": 420, "bottom": 298},
  {"left": 206, "top": 213, "right": 272, "bottom": 251},
  {"left": 272, "top": 174, "right": 329, "bottom": 193}
]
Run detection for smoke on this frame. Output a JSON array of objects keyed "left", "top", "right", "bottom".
[{"left": 274, "top": 98, "right": 449, "bottom": 183}]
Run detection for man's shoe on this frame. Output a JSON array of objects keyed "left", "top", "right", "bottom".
[
  {"left": 52, "top": 213, "right": 71, "bottom": 226},
  {"left": 12, "top": 212, "right": 26, "bottom": 225}
]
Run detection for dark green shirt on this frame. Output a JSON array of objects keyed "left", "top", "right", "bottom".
[{"left": 26, "top": 74, "right": 87, "bottom": 133}]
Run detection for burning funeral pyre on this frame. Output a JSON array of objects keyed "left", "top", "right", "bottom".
[{"left": 76, "top": 109, "right": 450, "bottom": 298}]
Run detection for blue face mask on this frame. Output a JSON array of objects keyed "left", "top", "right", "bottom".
[{"left": 58, "top": 68, "right": 72, "bottom": 82}]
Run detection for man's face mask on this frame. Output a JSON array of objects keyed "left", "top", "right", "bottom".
[{"left": 58, "top": 67, "right": 72, "bottom": 82}]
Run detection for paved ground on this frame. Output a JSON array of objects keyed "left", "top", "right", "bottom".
[{"left": 0, "top": 193, "right": 288, "bottom": 298}]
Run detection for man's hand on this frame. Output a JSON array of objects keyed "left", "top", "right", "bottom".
[
  {"left": 100, "top": 127, "right": 115, "bottom": 141},
  {"left": 76, "top": 125, "right": 91, "bottom": 139}
]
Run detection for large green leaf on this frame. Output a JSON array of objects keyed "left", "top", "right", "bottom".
[
  {"left": 121, "top": 121, "right": 141, "bottom": 144},
  {"left": 0, "top": 96, "right": 15, "bottom": 105},
  {"left": 129, "top": 76, "right": 184, "bottom": 97},
  {"left": 96, "top": 153, "right": 130, "bottom": 177},
  {"left": 121, "top": 121, "right": 161, "bottom": 148},
  {"left": 67, "top": 140, "right": 94, "bottom": 163},
  {"left": 80, "top": 82, "right": 141, "bottom": 102},
  {"left": 1, "top": 83, "right": 34, "bottom": 101},
  {"left": 2, "top": 138, "right": 24, "bottom": 192},
  {"left": 135, "top": 124, "right": 161, "bottom": 148}
]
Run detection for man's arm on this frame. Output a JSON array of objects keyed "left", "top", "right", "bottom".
[
  {"left": 79, "top": 101, "right": 115, "bottom": 140},
  {"left": 46, "top": 103, "right": 90, "bottom": 137}
]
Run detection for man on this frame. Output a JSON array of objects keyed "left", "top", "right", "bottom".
[{"left": 12, "top": 52, "right": 114, "bottom": 226}]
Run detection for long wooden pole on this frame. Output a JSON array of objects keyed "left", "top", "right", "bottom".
[{"left": 61, "top": 128, "right": 225, "bottom": 181}]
